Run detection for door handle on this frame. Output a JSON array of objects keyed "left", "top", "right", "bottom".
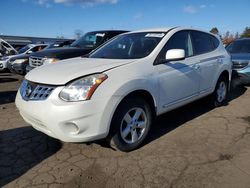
[
  {"left": 217, "top": 58, "right": 223, "bottom": 64},
  {"left": 191, "top": 64, "right": 200, "bottom": 70}
]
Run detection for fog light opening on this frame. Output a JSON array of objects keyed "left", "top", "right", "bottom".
[{"left": 66, "top": 122, "right": 80, "bottom": 135}]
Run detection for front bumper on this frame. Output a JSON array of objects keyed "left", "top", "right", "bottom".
[
  {"left": 0, "top": 60, "right": 7, "bottom": 71},
  {"left": 26, "top": 65, "right": 34, "bottom": 73},
  {"left": 11, "top": 62, "right": 28, "bottom": 75},
  {"left": 15, "top": 86, "right": 120, "bottom": 142},
  {"left": 232, "top": 65, "right": 250, "bottom": 85},
  {"left": 0, "top": 62, "right": 3, "bottom": 70}
]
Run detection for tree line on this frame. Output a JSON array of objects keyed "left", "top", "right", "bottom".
[{"left": 210, "top": 27, "right": 250, "bottom": 45}]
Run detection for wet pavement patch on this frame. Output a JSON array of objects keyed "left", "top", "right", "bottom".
[
  {"left": 242, "top": 116, "right": 250, "bottom": 125},
  {"left": 219, "top": 154, "right": 234, "bottom": 161}
]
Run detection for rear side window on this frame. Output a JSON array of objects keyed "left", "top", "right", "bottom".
[
  {"left": 211, "top": 35, "right": 220, "bottom": 49},
  {"left": 30, "top": 45, "right": 47, "bottom": 53},
  {"left": 191, "top": 31, "right": 218, "bottom": 55}
]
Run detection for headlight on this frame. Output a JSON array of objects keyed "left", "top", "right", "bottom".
[
  {"left": 43, "top": 58, "right": 59, "bottom": 65},
  {"left": 59, "top": 73, "right": 108, "bottom": 102},
  {"left": 1, "top": 56, "right": 9, "bottom": 61},
  {"left": 13, "top": 59, "right": 27, "bottom": 64}
]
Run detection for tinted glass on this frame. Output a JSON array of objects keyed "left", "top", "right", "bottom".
[
  {"left": 211, "top": 36, "right": 220, "bottom": 49},
  {"left": 191, "top": 31, "right": 215, "bottom": 55},
  {"left": 166, "top": 31, "right": 192, "bottom": 57},
  {"left": 226, "top": 40, "right": 250, "bottom": 53},
  {"left": 71, "top": 32, "right": 106, "bottom": 49},
  {"left": 30, "top": 45, "right": 46, "bottom": 53},
  {"left": 18, "top": 45, "right": 30, "bottom": 54},
  {"left": 156, "top": 31, "right": 192, "bottom": 62},
  {"left": 89, "top": 32, "right": 165, "bottom": 59}
]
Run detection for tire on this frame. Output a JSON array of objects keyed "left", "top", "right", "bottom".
[
  {"left": 212, "top": 75, "right": 229, "bottom": 107},
  {"left": 108, "top": 97, "right": 152, "bottom": 152}
]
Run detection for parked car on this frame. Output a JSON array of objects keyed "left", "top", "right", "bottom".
[
  {"left": 0, "top": 38, "right": 18, "bottom": 71},
  {"left": 26, "top": 30, "right": 128, "bottom": 72},
  {"left": 16, "top": 27, "right": 232, "bottom": 151},
  {"left": 226, "top": 38, "right": 250, "bottom": 85},
  {"left": 8, "top": 41, "right": 74, "bottom": 75},
  {"left": 44, "top": 40, "right": 75, "bottom": 49},
  {"left": 0, "top": 38, "right": 17, "bottom": 58},
  {"left": 7, "top": 44, "right": 49, "bottom": 75},
  {"left": 1, "top": 43, "right": 47, "bottom": 72}
]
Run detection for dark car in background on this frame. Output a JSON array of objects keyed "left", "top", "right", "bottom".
[
  {"left": 226, "top": 38, "right": 250, "bottom": 85},
  {"left": 26, "top": 30, "right": 128, "bottom": 72},
  {"left": 45, "top": 39, "right": 75, "bottom": 49}
]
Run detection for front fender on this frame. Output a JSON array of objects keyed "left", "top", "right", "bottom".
[{"left": 98, "top": 78, "right": 158, "bottom": 136}]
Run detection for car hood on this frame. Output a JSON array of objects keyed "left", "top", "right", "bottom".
[
  {"left": 10, "top": 54, "right": 30, "bottom": 61},
  {"left": 0, "top": 55, "right": 16, "bottom": 62},
  {"left": 231, "top": 53, "right": 250, "bottom": 61},
  {"left": 30, "top": 47, "right": 92, "bottom": 59},
  {"left": 25, "top": 57, "right": 136, "bottom": 85}
]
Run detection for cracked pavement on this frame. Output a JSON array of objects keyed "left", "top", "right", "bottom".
[{"left": 1, "top": 73, "right": 250, "bottom": 188}]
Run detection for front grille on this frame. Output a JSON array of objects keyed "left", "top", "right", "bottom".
[
  {"left": 29, "top": 56, "right": 45, "bottom": 67},
  {"left": 20, "top": 80, "right": 55, "bottom": 101},
  {"left": 232, "top": 60, "right": 249, "bottom": 69}
]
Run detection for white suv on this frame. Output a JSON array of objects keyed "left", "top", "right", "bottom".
[{"left": 16, "top": 27, "right": 232, "bottom": 151}]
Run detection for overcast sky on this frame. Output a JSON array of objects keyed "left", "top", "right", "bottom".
[{"left": 1, "top": 0, "right": 250, "bottom": 38}]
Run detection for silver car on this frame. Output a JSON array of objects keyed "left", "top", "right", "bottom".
[{"left": 226, "top": 38, "right": 250, "bottom": 85}]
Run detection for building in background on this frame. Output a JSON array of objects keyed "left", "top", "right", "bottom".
[{"left": 0, "top": 35, "right": 73, "bottom": 50}]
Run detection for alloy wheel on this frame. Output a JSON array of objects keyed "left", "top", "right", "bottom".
[
  {"left": 216, "top": 81, "right": 227, "bottom": 103},
  {"left": 120, "top": 107, "right": 147, "bottom": 144}
]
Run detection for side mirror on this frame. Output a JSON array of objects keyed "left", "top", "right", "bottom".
[
  {"left": 27, "top": 50, "right": 33, "bottom": 54},
  {"left": 165, "top": 49, "right": 185, "bottom": 61}
]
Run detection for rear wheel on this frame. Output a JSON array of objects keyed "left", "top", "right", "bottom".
[
  {"left": 212, "top": 75, "right": 228, "bottom": 107},
  {"left": 109, "top": 97, "right": 152, "bottom": 152}
]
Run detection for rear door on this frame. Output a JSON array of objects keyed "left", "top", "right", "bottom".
[{"left": 190, "top": 31, "right": 221, "bottom": 94}]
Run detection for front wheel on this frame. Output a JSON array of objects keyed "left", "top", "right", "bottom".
[
  {"left": 212, "top": 76, "right": 229, "bottom": 107},
  {"left": 108, "top": 97, "right": 152, "bottom": 152}
]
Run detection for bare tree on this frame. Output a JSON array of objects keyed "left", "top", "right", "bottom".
[
  {"left": 74, "top": 29, "right": 84, "bottom": 39},
  {"left": 241, "top": 27, "right": 250, "bottom": 38},
  {"left": 222, "top": 31, "right": 235, "bottom": 45},
  {"left": 210, "top": 27, "right": 219, "bottom": 35}
]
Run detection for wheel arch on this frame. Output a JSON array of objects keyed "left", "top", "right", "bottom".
[
  {"left": 212, "top": 69, "right": 231, "bottom": 92},
  {"left": 106, "top": 89, "right": 157, "bottom": 137},
  {"left": 220, "top": 70, "right": 230, "bottom": 81},
  {"left": 218, "top": 70, "right": 231, "bottom": 90},
  {"left": 119, "top": 89, "right": 157, "bottom": 118}
]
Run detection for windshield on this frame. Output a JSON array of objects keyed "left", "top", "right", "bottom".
[
  {"left": 226, "top": 40, "right": 250, "bottom": 53},
  {"left": 71, "top": 32, "right": 106, "bottom": 49},
  {"left": 45, "top": 41, "right": 72, "bottom": 49},
  {"left": 18, "top": 45, "right": 31, "bottom": 54},
  {"left": 89, "top": 32, "right": 165, "bottom": 59}
]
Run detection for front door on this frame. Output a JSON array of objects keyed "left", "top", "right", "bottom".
[{"left": 155, "top": 31, "right": 200, "bottom": 113}]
